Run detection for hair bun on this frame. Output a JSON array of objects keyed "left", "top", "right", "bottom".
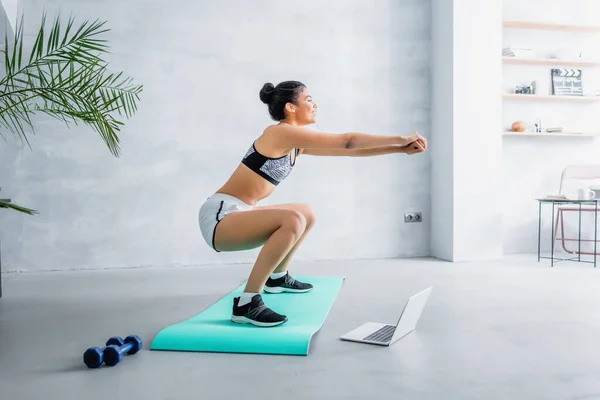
[{"left": 259, "top": 82, "right": 275, "bottom": 104}]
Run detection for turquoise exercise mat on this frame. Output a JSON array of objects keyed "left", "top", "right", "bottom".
[{"left": 150, "top": 276, "right": 344, "bottom": 356}]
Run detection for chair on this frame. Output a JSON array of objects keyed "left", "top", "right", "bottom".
[{"left": 553, "top": 164, "right": 600, "bottom": 256}]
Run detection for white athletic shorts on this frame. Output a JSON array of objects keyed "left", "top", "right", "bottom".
[{"left": 198, "top": 193, "right": 254, "bottom": 252}]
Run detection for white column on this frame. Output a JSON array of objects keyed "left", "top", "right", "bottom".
[
  {"left": 431, "top": 0, "right": 503, "bottom": 261},
  {"left": 431, "top": 0, "right": 455, "bottom": 261}
]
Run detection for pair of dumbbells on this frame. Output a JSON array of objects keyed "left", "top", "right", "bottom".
[{"left": 84, "top": 335, "right": 143, "bottom": 368}]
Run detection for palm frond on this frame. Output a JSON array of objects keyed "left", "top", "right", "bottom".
[
  {"left": 0, "top": 199, "right": 39, "bottom": 215},
  {"left": 0, "top": 12, "right": 143, "bottom": 157}
]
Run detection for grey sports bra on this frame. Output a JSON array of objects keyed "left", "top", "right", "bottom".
[{"left": 241, "top": 142, "right": 299, "bottom": 185}]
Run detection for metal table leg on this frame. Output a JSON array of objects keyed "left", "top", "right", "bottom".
[
  {"left": 551, "top": 201, "right": 556, "bottom": 267},
  {"left": 538, "top": 201, "right": 542, "bottom": 262},
  {"left": 595, "top": 202, "right": 598, "bottom": 268},
  {"left": 579, "top": 203, "right": 582, "bottom": 262}
]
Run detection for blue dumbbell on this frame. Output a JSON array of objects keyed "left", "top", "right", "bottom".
[
  {"left": 103, "top": 335, "right": 143, "bottom": 367},
  {"left": 83, "top": 337, "right": 125, "bottom": 368}
]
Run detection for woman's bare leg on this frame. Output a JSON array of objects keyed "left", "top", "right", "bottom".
[
  {"left": 213, "top": 208, "right": 307, "bottom": 293},
  {"left": 254, "top": 203, "right": 316, "bottom": 273}
]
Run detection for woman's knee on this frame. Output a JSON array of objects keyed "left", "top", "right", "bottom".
[
  {"left": 281, "top": 210, "right": 307, "bottom": 237},
  {"left": 302, "top": 204, "right": 317, "bottom": 229}
]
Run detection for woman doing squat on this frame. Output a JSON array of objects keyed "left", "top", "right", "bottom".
[{"left": 198, "top": 80, "right": 427, "bottom": 327}]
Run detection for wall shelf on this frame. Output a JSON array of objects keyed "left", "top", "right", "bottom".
[
  {"left": 503, "top": 21, "right": 600, "bottom": 33},
  {"left": 502, "top": 20, "right": 600, "bottom": 141},
  {"left": 503, "top": 93, "right": 600, "bottom": 102},
  {"left": 503, "top": 131, "right": 599, "bottom": 137},
  {"left": 502, "top": 57, "right": 600, "bottom": 66}
]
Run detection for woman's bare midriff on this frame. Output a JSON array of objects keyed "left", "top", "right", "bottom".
[{"left": 215, "top": 163, "right": 276, "bottom": 206}]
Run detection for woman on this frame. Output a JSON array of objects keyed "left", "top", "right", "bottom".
[{"left": 199, "top": 81, "right": 427, "bottom": 327}]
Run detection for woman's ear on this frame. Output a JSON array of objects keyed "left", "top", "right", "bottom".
[{"left": 285, "top": 102, "right": 296, "bottom": 114}]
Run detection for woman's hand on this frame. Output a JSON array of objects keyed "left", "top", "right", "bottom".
[
  {"left": 402, "top": 134, "right": 427, "bottom": 155},
  {"left": 402, "top": 132, "right": 427, "bottom": 149}
]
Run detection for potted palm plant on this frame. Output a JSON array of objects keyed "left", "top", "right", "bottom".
[
  {"left": 0, "top": 13, "right": 143, "bottom": 297},
  {"left": 0, "top": 12, "right": 143, "bottom": 215}
]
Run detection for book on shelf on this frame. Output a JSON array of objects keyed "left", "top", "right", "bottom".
[{"left": 502, "top": 47, "right": 535, "bottom": 58}]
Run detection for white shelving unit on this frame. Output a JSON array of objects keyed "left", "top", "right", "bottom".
[
  {"left": 502, "top": 57, "right": 600, "bottom": 67},
  {"left": 502, "top": 21, "right": 600, "bottom": 138},
  {"left": 503, "top": 21, "right": 600, "bottom": 33},
  {"left": 503, "top": 93, "right": 600, "bottom": 102},
  {"left": 502, "top": 131, "right": 599, "bottom": 137}
]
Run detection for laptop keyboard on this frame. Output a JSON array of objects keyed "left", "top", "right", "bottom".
[{"left": 363, "top": 324, "right": 396, "bottom": 343}]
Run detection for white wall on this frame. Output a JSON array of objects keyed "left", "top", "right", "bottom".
[
  {"left": 453, "top": 0, "right": 503, "bottom": 261},
  {"left": 502, "top": 0, "right": 600, "bottom": 254},
  {"left": 0, "top": 0, "right": 432, "bottom": 272},
  {"left": 0, "top": 0, "right": 17, "bottom": 33},
  {"left": 431, "top": 0, "right": 503, "bottom": 262}
]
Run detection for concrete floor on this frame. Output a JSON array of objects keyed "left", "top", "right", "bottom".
[{"left": 1, "top": 256, "right": 600, "bottom": 400}]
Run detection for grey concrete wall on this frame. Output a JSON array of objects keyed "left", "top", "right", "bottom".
[{"left": 0, "top": 0, "right": 431, "bottom": 272}]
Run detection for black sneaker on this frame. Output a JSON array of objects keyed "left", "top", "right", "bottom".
[
  {"left": 231, "top": 294, "right": 288, "bottom": 327},
  {"left": 264, "top": 272, "right": 313, "bottom": 294}
]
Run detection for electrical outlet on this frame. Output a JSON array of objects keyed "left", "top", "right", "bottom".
[{"left": 404, "top": 212, "right": 422, "bottom": 223}]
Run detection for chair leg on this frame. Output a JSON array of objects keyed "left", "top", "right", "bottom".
[
  {"left": 557, "top": 210, "right": 574, "bottom": 254},
  {"left": 553, "top": 210, "right": 562, "bottom": 255},
  {"left": 557, "top": 210, "right": 600, "bottom": 256}
]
